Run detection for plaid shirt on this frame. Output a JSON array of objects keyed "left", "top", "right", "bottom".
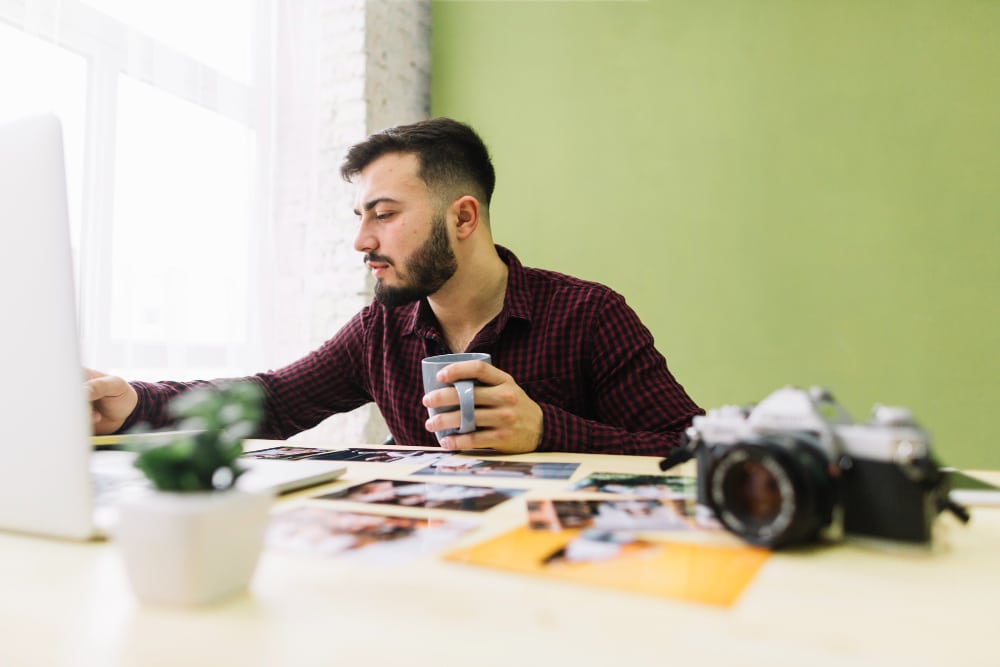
[{"left": 125, "top": 246, "right": 702, "bottom": 456}]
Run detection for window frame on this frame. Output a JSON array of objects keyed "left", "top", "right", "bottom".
[{"left": 0, "top": 0, "right": 270, "bottom": 380}]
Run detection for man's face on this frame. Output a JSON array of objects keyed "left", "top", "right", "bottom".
[{"left": 352, "top": 152, "right": 457, "bottom": 307}]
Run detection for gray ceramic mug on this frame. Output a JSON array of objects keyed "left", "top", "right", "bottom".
[{"left": 421, "top": 352, "right": 492, "bottom": 442}]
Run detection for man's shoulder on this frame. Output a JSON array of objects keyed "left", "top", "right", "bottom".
[{"left": 518, "top": 261, "right": 624, "bottom": 305}]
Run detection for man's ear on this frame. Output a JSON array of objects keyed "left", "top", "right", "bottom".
[{"left": 452, "top": 195, "right": 481, "bottom": 240}]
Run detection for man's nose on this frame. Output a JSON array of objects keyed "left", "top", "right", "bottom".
[{"left": 354, "top": 219, "right": 376, "bottom": 253}]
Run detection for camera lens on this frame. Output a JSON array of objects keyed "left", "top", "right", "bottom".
[
  {"left": 720, "top": 460, "right": 783, "bottom": 524},
  {"left": 707, "top": 434, "right": 837, "bottom": 548}
]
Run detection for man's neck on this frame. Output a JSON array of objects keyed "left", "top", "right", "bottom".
[{"left": 428, "top": 246, "right": 508, "bottom": 353}]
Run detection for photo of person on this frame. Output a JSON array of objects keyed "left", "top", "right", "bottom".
[
  {"left": 308, "top": 447, "right": 451, "bottom": 465},
  {"left": 242, "top": 445, "right": 333, "bottom": 460},
  {"left": 570, "top": 472, "right": 696, "bottom": 499},
  {"left": 413, "top": 455, "right": 579, "bottom": 480},
  {"left": 541, "top": 530, "right": 661, "bottom": 567},
  {"left": 318, "top": 479, "right": 524, "bottom": 512},
  {"left": 266, "top": 505, "right": 476, "bottom": 564},
  {"left": 527, "top": 499, "right": 591, "bottom": 531},
  {"left": 527, "top": 498, "right": 696, "bottom": 532}
]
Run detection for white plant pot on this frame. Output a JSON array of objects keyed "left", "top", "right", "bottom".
[{"left": 114, "top": 488, "right": 273, "bottom": 607}]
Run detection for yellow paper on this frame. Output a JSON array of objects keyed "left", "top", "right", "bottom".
[{"left": 444, "top": 526, "right": 769, "bottom": 607}]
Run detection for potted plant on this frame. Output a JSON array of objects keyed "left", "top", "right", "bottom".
[{"left": 114, "top": 381, "right": 273, "bottom": 607}]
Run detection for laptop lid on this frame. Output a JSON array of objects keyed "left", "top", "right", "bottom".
[{"left": 0, "top": 114, "right": 96, "bottom": 540}]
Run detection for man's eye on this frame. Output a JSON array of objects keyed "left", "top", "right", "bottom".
[{"left": 375, "top": 212, "right": 394, "bottom": 221}]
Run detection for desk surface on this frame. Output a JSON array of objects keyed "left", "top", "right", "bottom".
[{"left": 1, "top": 446, "right": 996, "bottom": 667}]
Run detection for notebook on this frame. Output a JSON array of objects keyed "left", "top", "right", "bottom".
[{"left": 0, "top": 114, "right": 345, "bottom": 540}]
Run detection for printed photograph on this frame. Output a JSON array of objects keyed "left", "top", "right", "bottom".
[
  {"left": 307, "top": 447, "right": 451, "bottom": 465},
  {"left": 317, "top": 479, "right": 525, "bottom": 512},
  {"left": 445, "top": 524, "right": 771, "bottom": 608},
  {"left": 242, "top": 445, "right": 333, "bottom": 460},
  {"left": 541, "top": 530, "right": 661, "bottom": 566},
  {"left": 569, "top": 472, "right": 697, "bottom": 499},
  {"left": 527, "top": 498, "right": 696, "bottom": 532},
  {"left": 412, "top": 455, "right": 579, "bottom": 480},
  {"left": 266, "top": 505, "right": 476, "bottom": 563}
]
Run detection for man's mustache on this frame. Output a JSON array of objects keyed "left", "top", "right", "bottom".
[{"left": 364, "top": 253, "right": 393, "bottom": 266}]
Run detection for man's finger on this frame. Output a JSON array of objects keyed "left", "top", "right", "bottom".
[{"left": 86, "top": 375, "right": 123, "bottom": 401}]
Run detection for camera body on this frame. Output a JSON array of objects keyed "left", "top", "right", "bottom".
[{"left": 686, "top": 386, "right": 952, "bottom": 549}]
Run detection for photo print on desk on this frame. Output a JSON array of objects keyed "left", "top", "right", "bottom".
[
  {"left": 444, "top": 525, "right": 769, "bottom": 607},
  {"left": 527, "top": 498, "right": 696, "bottom": 533},
  {"left": 266, "top": 506, "right": 477, "bottom": 564},
  {"left": 243, "top": 445, "right": 335, "bottom": 460},
  {"left": 412, "top": 455, "right": 579, "bottom": 480},
  {"left": 317, "top": 479, "right": 525, "bottom": 512},
  {"left": 541, "top": 530, "right": 662, "bottom": 567},
  {"left": 306, "top": 447, "right": 452, "bottom": 465},
  {"left": 570, "top": 473, "right": 697, "bottom": 499}
]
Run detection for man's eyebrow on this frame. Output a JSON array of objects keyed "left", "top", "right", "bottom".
[{"left": 353, "top": 197, "right": 402, "bottom": 216}]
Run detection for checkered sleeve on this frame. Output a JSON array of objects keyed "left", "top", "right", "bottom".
[
  {"left": 117, "top": 312, "right": 373, "bottom": 439},
  {"left": 119, "top": 379, "right": 217, "bottom": 432}
]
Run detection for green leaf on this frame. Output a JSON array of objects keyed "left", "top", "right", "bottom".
[{"left": 127, "top": 381, "right": 264, "bottom": 492}]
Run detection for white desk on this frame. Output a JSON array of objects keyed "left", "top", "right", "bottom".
[{"left": 1, "top": 449, "right": 996, "bottom": 667}]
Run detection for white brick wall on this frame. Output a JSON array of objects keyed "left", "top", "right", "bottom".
[{"left": 264, "top": 0, "right": 430, "bottom": 446}]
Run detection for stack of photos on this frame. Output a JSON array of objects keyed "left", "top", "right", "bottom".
[
  {"left": 317, "top": 479, "right": 525, "bottom": 512},
  {"left": 266, "top": 506, "right": 476, "bottom": 564},
  {"left": 526, "top": 498, "right": 697, "bottom": 569},
  {"left": 243, "top": 446, "right": 451, "bottom": 465},
  {"left": 569, "top": 472, "right": 696, "bottom": 498},
  {"left": 446, "top": 497, "right": 766, "bottom": 607},
  {"left": 307, "top": 448, "right": 452, "bottom": 464},
  {"left": 413, "top": 455, "right": 579, "bottom": 480},
  {"left": 244, "top": 447, "right": 580, "bottom": 482},
  {"left": 243, "top": 445, "right": 333, "bottom": 460},
  {"left": 444, "top": 520, "right": 769, "bottom": 607},
  {"left": 527, "top": 498, "right": 696, "bottom": 533}
]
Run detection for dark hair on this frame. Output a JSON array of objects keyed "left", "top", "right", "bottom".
[{"left": 340, "top": 117, "right": 496, "bottom": 206}]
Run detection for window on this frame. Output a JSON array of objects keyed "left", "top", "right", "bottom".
[
  {"left": 0, "top": 0, "right": 267, "bottom": 380},
  {"left": 80, "top": 0, "right": 256, "bottom": 83},
  {"left": 0, "top": 19, "right": 86, "bottom": 255},
  {"left": 108, "top": 76, "right": 254, "bottom": 375}
]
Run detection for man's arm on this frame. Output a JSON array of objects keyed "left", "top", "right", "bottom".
[
  {"left": 534, "top": 293, "right": 703, "bottom": 456},
  {"left": 421, "top": 349, "right": 697, "bottom": 456},
  {"left": 85, "top": 311, "right": 376, "bottom": 438},
  {"left": 85, "top": 368, "right": 211, "bottom": 435},
  {"left": 422, "top": 293, "right": 702, "bottom": 456}
]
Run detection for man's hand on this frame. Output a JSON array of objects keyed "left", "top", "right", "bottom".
[
  {"left": 84, "top": 368, "right": 139, "bottom": 435},
  {"left": 422, "top": 360, "right": 543, "bottom": 454}
]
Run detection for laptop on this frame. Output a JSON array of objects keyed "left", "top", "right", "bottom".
[{"left": 0, "top": 114, "right": 345, "bottom": 540}]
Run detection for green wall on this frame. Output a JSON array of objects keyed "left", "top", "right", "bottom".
[{"left": 431, "top": 0, "right": 1000, "bottom": 469}]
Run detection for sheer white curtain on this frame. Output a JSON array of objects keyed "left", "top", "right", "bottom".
[
  {"left": 2, "top": 0, "right": 426, "bottom": 444},
  {"left": 0, "top": 0, "right": 270, "bottom": 381}
]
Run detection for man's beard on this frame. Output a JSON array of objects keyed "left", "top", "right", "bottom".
[{"left": 369, "top": 213, "right": 458, "bottom": 307}]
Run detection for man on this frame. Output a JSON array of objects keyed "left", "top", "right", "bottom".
[{"left": 88, "top": 118, "right": 702, "bottom": 455}]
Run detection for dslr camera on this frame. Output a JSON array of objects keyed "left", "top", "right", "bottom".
[{"left": 666, "top": 386, "right": 966, "bottom": 549}]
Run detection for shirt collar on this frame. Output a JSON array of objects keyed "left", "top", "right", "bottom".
[{"left": 495, "top": 245, "right": 533, "bottom": 325}]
